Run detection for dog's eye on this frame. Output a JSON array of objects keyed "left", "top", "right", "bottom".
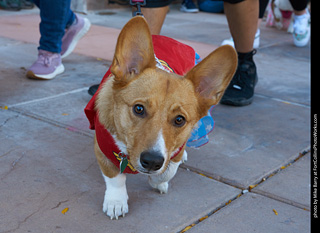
[
  {"left": 174, "top": 115, "right": 186, "bottom": 127},
  {"left": 133, "top": 104, "right": 145, "bottom": 116}
]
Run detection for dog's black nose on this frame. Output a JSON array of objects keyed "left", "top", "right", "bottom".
[{"left": 140, "top": 151, "right": 164, "bottom": 171}]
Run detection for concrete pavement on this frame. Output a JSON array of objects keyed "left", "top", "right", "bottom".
[{"left": 0, "top": 3, "right": 311, "bottom": 233}]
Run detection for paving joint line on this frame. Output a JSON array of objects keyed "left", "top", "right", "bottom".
[
  {"left": 255, "top": 93, "right": 310, "bottom": 108},
  {"left": 178, "top": 147, "right": 310, "bottom": 232},
  {"left": 177, "top": 191, "right": 243, "bottom": 233},
  {"left": 7, "top": 87, "right": 90, "bottom": 108}
]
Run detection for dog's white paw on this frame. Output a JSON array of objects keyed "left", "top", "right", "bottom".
[
  {"left": 182, "top": 151, "right": 188, "bottom": 163},
  {"left": 103, "top": 198, "right": 128, "bottom": 220},
  {"left": 156, "top": 182, "right": 169, "bottom": 194},
  {"left": 102, "top": 173, "right": 128, "bottom": 220},
  {"left": 148, "top": 178, "right": 169, "bottom": 194}
]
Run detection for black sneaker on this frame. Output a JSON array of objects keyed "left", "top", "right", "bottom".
[
  {"left": 220, "top": 50, "right": 258, "bottom": 106},
  {"left": 88, "top": 84, "right": 99, "bottom": 96},
  {"left": 180, "top": 0, "right": 199, "bottom": 13}
]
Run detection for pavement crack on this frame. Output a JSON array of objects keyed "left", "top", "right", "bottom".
[
  {"left": 0, "top": 148, "right": 16, "bottom": 159},
  {"left": 1, "top": 151, "right": 27, "bottom": 182},
  {"left": 2, "top": 206, "right": 42, "bottom": 233},
  {"left": 83, "top": 161, "right": 96, "bottom": 173},
  {"left": 51, "top": 199, "right": 69, "bottom": 210},
  {"left": 0, "top": 112, "right": 20, "bottom": 128},
  {"left": 11, "top": 151, "right": 26, "bottom": 169}
]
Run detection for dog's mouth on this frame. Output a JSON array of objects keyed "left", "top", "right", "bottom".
[
  {"left": 134, "top": 163, "right": 166, "bottom": 175},
  {"left": 136, "top": 168, "right": 160, "bottom": 175}
]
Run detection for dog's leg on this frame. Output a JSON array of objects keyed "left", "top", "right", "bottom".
[
  {"left": 102, "top": 173, "right": 129, "bottom": 220},
  {"left": 148, "top": 151, "right": 187, "bottom": 194}
]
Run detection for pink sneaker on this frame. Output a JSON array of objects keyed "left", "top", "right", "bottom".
[
  {"left": 27, "top": 50, "right": 64, "bottom": 80},
  {"left": 61, "top": 14, "right": 91, "bottom": 59}
]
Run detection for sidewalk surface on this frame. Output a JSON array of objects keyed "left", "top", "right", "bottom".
[{"left": 0, "top": 4, "right": 311, "bottom": 233}]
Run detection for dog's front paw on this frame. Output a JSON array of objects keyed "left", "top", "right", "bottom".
[
  {"left": 182, "top": 151, "right": 188, "bottom": 163},
  {"left": 148, "top": 178, "right": 169, "bottom": 194},
  {"left": 156, "top": 182, "right": 169, "bottom": 194},
  {"left": 103, "top": 197, "right": 128, "bottom": 220},
  {"left": 102, "top": 173, "right": 129, "bottom": 220}
]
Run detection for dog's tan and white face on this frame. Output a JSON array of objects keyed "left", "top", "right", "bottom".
[{"left": 94, "top": 16, "right": 237, "bottom": 219}]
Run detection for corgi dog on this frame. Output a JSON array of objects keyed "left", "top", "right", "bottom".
[{"left": 85, "top": 16, "right": 237, "bottom": 220}]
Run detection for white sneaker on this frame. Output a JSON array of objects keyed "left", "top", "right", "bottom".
[
  {"left": 293, "top": 10, "right": 310, "bottom": 47},
  {"left": 221, "top": 29, "right": 260, "bottom": 49}
]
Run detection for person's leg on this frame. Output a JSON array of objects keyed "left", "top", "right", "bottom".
[
  {"left": 223, "top": 0, "right": 259, "bottom": 53},
  {"left": 134, "top": 0, "right": 173, "bottom": 35},
  {"left": 141, "top": 6, "right": 169, "bottom": 35},
  {"left": 38, "top": 0, "right": 75, "bottom": 53},
  {"left": 27, "top": 0, "right": 75, "bottom": 79},
  {"left": 221, "top": 0, "right": 267, "bottom": 49},
  {"left": 221, "top": 0, "right": 259, "bottom": 106}
]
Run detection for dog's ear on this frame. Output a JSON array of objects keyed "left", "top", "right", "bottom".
[
  {"left": 111, "top": 16, "right": 156, "bottom": 88},
  {"left": 185, "top": 45, "right": 237, "bottom": 115}
]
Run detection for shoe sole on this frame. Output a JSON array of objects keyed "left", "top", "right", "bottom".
[
  {"left": 220, "top": 96, "right": 254, "bottom": 106},
  {"left": 27, "top": 64, "right": 65, "bottom": 80},
  {"left": 180, "top": 9, "right": 199, "bottom": 13},
  {"left": 293, "top": 34, "right": 310, "bottom": 47},
  {"left": 180, "top": 6, "right": 199, "bottom": 13},
  {"left": 61, "top": 18, "right": 91, "bottom": 59}
]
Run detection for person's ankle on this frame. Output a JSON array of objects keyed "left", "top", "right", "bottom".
[{"left": 237, "top": 50, "right": 256, "bottom": 62}]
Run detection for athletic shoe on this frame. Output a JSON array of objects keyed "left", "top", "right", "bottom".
[
  {"left": 61, "top": 14, "right": 91, "bottom": 58},
  {"left": 293, "top": 10, "right": 310, "bottom": 47},
  {"left": 221, "top": 29, "right": 260, "bottom": 49},
  {"left": 180, "top": 0, "right": 199, "bottom": 13},
  {"left": 26, "top": 50, "right": 64, "bottom": 80},
  {"left": 220, "top": 50, "right": 258, "bottom": 106},
  {"left": 88, "top": 84, "right": 100, "bottom": 96}
]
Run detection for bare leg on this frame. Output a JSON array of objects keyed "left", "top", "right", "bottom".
[
  {"left": 224, "top": 0, "right": 259, "bottom": 53},
  {"left": 140, "top": 6, "right": 169, "bottom": 35}
]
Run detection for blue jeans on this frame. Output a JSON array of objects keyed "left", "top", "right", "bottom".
[
  {"left": 32, "top": 0, "right": 75, "bottom": 53},
  {"left": 198, "top": 0, "right": 224, "bottom": 13}
]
